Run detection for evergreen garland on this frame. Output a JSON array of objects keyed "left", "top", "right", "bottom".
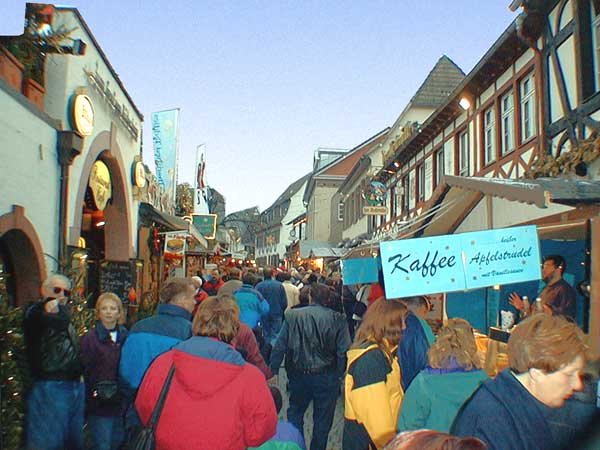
[{"left": 0, "top": 268, "right": 94, "bottom": 450}]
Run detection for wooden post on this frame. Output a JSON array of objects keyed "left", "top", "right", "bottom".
[{"left": 590, "top": 217, "right": 600, "bottom": 355}]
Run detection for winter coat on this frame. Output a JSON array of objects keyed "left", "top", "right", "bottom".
[
  {"left": 119, "top": 303, "right": 192, "bottom": 395},
  {"left": 397, "top": 312, "right": 434, "bottom": 390},
  {"left": 270, "top": 304, "right": 350, "bottom": 376},
  {"left": 343, "top": 344, "right": 403, "bottom": 450},
  {"left": 135, "top": 336, "right": 277, "bottom": 450},
  {"left": 231, "top": 322, "right": 272, "bottom": 379},
  {"left": 452, "top": 369, "right": 556, "bottom": 450},
  {"left": 256, "top": 279, "right": 288, "bottom": 319},
  {"left": 250, "top": 420, "right": 306, "bottom": 450},
  {"left": 397, "top": 366, "right": 487, "bottom": 432},
  {"left": 23, "top": 299, "right": 82, "bottom": 381},
  {"left": 234, "top": 285, "right": 270, "bottom": 328},
  {"left": 80, "top": 321, "right": 128, "bottom": 416}
]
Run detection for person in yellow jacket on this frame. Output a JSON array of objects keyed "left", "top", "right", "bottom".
[{"left": 343, "top": 298, "right": 408, "bottom": 450}]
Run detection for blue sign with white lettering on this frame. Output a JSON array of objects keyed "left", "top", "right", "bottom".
[
  {"left": 462, "top": 225, "right": 541, "bottom": 289},
  {"left": 341, "top": 257, "right": 380, "bottom": 285},
  {"left": 380, "top": 225, "right": 541, "bottom": 297},
  {"left": 380, "top": 234, "right": 465, "bottom": 298}
]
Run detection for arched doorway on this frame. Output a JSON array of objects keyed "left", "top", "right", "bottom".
[
  {"left": 72, "top": 131, "right": 132, "bottom": 303},
  {"left": 0, "top": 207, "right": 46, "bottom": 306}
]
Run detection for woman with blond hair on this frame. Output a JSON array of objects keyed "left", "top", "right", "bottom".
[
  {"left": 397, "top": 318, "right": 487, "bottom": 433},
  {"left": 80, "top": 292, "right": 128, "bottom": 450},
  {"left": 343, "top": 298, "right": 408, "bottom": 450}
]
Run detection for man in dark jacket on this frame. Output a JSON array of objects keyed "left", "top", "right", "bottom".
[
  {"left": 270, "top": 283, "right": 351, "bottom": 450},
  {"left": 397, "top": 296, "right": 435, "bottom": 390},
  {"left": 256, "top": 267, "right": 288, "bottom": 344},
  {"left": 23, "top": 274, "right": 84, "bottom": 450}
]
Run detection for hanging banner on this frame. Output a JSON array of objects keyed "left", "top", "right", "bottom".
[
  {"left": 341, "top": 257, "right": 380, "bottom": 285},
  {"left": 380, "top": 225, "right": 541, "bottom": 297},
  {"left": 151, "top": 109, "right": 180, "bottom": 213},
  {"left": 194, "top": 144, "right": 209, "bottom": 214}
]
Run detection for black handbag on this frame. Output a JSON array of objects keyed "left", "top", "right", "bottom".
[
  {"left": 126, "top": 365, "right": 176, "bottom": 450},
  {"left": 92, "top": 380, "right": 120, "bottom": 406}
]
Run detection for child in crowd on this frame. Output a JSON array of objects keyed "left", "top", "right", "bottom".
[
  {"left": 80, "top": 293, "right": 128, "bottom": 450},
  {"left": 251, "top": 385, "right": 306, "bottom": 450}
]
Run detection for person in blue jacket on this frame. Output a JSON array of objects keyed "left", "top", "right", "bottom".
[
  {"left": 452, "top": 313, "right": 588, "bottom": 450},
  {"left": 397, "top": 296, "right": 435, "bottom": 390},
  {"left": 118, "top": 277, "right": 196, "bottom": 431},
  {"left": 234, "top": 272, "right": 270, "bottom": 328},
  {"left": 256, "top": 267, "right": 288, "bottom": 343}
]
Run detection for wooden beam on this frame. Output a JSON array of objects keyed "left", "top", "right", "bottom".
[{"left": 590, "top": 217, "right": 600, "bottom": 355}]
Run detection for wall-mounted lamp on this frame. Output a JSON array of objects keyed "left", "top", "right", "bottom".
[
  {"left": 95, "top": 221, "right": 105, "bottom": 227},
  {"left": 393, "top": 161, "right": 400, "bottom": 168},
  {"left": 459, "top": 97, "right": 471, "bottom": 110}
]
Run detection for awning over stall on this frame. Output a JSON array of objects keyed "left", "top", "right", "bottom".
[{"left": 139, "top": 202, "right": 209, "bottom": 250}]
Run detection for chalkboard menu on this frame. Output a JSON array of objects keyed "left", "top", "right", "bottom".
[{"left": 99, "top": 260, "right": 135, "bottom": 303}]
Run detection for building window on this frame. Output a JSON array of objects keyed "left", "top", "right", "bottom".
[
  {"left": 417, "top": 164, "right": 425, "bottom": 202},
  {"left": 435, "top": 148, "right": 444, "bottom": 187},
  {"left": 401, "top": 174, "right": 410, "bottom": 214},
  {"left": 520, "top": 73, "right": 536, "bottom": 142},
  {"left": 337, "top": 200, "right": 344, "bottom": 222},
  {"left": 390, "top": 186, "right": 396, "bottom": 218},
  {"left": 500, "top": 91, "right": 514, "bottom": 156},
  {"left": 483, "top": 107, "right": 496, "bottom": 165},
  {"left": 458, "top": 130, "right": 469, "bottom": 176}
]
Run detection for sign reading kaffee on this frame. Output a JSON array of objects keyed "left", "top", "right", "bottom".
[{"left": 72, "top": 94, "right": 94, "bottom": 136}]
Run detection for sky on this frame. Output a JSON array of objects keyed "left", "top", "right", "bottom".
[{"left": 2, "top": 1, "right": 519, "bottom": 214}]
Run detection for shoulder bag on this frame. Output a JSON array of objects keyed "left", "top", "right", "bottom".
[{"left": 126, "top": 365, "right": 176, "bottom": 450}]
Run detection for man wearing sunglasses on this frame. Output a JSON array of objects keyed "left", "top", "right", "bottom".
[{"left": 23, "top": 274, "right": 84, "bottom": 450}]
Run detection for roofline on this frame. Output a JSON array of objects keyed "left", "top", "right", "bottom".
[
  {"left": 56, "top": 6, "right": 144, "bottom": 121},
  {"left": 381, "top": 17, "right": 523, "bottom": 177},
  {"left": 304, "top": 127, "right": 390, "bottom": 203},
  {"left": 338, "top": 156, "right": 371, "bottom": 195},
  {"left": 312, "top": 127, "right": 390, "bottom": 178}
]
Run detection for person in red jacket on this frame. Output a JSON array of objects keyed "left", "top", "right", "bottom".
[{"left": 135, "top": 296, "right": 277, "bottom": 450}]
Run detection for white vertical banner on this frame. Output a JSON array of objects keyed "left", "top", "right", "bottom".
[
  {"left": 151, "top": 108, "right": 180, "bottom": 213},
  {"left": 194, "top": 144, "right": 209, "bottom": 214}
]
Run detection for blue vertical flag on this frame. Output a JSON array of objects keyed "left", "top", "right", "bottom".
[{"left": 151, "top": 109, "right": 180, "bottom": 213}]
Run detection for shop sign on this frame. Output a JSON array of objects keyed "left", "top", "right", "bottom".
[
  {"left": 361, "top": 180, "right": 387, "bottom": 206},
  {"left": 363, "top": 206, "right": 388, "bottom": 215},
  {"left": 84, "top": 62, "right": 140, "bottom": 140},
  {"left": 164, "top": 232, "right": 187, "bottom": 267},
  {"left": 192, "top": 213, "right": 217, "bottom": 239},
  {"left": 89, "top": 160, "right": 112, "bottom": 211},
  {"left": 380, "top": 225, "right": 541, "bottom": 297},
  {"left": 72, "top": 94, "right": 94, "bottom": 136}
]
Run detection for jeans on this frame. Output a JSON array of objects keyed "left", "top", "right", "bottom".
[
  {"left": 26, "top": 380, "right": 85, "bottom": 450},
  {"left": 87, "top": 415, "right": 125, "bottom": 450},
  {"left": 287, "top": 371, "right": 339, "bottom": 450},
  {"left": 265, "top": 314, "right": 284, "bottom": 345}
]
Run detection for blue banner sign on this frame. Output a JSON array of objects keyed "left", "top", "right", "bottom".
[
  {"left": 461, "top": 225, "right": 541, "bottom": 290},
  {"left": 151, "top": 109, "right": 180, "bottom": 212},
  {"left": 341, "top": 257, "right": 380, "bottom": 285},
  {"left": 380, "top": 225, "right": 540, "bottom": 297}
]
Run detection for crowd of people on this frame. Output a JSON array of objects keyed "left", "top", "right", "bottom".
[{"left": 21, "top": 257, "right": 599, "bottom": 450}]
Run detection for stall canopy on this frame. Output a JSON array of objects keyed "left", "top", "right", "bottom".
[
  {"left": 308, "top": 247, "right": 348, "bottom": 258},
  {"left": 407, "top": 176, "right": 600, "bottom": 239},
  {"left": 139, "top": 202, "right": 209, "bottom": 250}
]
